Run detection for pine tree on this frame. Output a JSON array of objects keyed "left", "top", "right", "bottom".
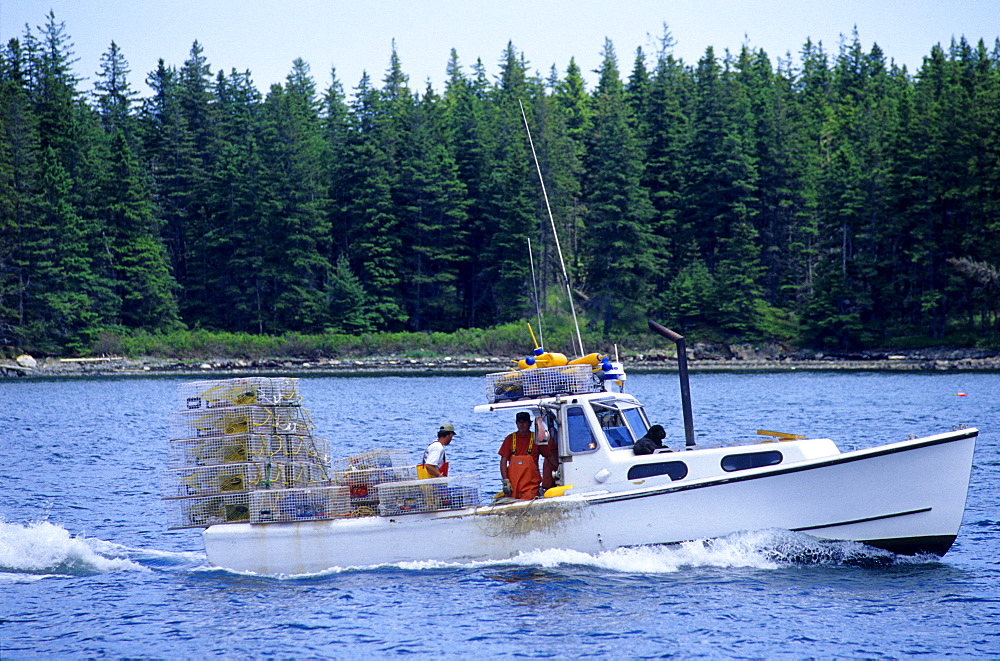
[
  {"left": 100, "top": 130, "right": 180, "bottom": 329},
  {"left": 583, "top": 39, "right": 658, "bottom": 333},
  {"left": 255, "top": 59, "right": 333, "bottom": 333},
  {"left": 341, "top": 71, "right": 407, "bottom": 330},
  {"left": 93, "top": 41, "right": 138, "bottom": 138},
  {"left": 638, "top": 28, "right": 690, "bottom": 318},
  {"left": 202, "top": 68, "right": 265, "bottom": 332},
  {"left": 17, "top": 147, "right": 101, "bottom": 352},
  {"left": 321, "top": 67, "right": 378, "bottom": 333},
  {"left": 478, "top": 42, "right": 535, "bottom": 325},
  {"left": 400, "top": 83, "right": 470, "bottom": 331},
  {"left": 443, "top": 49, "right": 493, "bottom": 327},
  {"left": 0, "top": 38, "right": 41, "bottom": 346}
]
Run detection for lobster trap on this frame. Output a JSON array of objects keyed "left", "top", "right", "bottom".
[
  {"left": 250, "top": 486, "right": 351, "bottom": 523},
  {"left": 165, "top": 377, "right": 335, "bottom": 529},
  {"left": 170, "top": 492, "right": 253, "bottom": 528},
  {"left": 333, "top": 464, "right": 418, "bottom": 504},
  {"left": 165, "top": 461, "right": 329, "bottom": 499},
  {"left": 178, "top": 377, "right": 302, "bottom": 410},
  {"left": 376, "top": 476, "right": 481, "bottom": 516},
  {"left": 486, "top": 364, "right": 599, "bottom": 403},
  {"left": 333, "top": 448, "right": 412, "bottom": 472},
  {"left": 171, "top": 405, "right": 314, "bottom": 439},
  {"left": 167, "top": 433, "right": 331, "bottom": 467}
]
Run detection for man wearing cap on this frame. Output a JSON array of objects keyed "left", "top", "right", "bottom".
[
  {"left": 498, "top": 411, "right": 546, "bottom": 499},
  {"left": 419, "top": 423, "right": 455, "bottom": 478}
]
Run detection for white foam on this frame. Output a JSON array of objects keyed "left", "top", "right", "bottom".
[
  {"left": 203, "top": 529, "right": 925, "bottom": 578},
  {"left": 506, "top": 537, "right": 780, "bottom": 573},
  {"left": 496, "top": 529, "right": 917, "bottom": 572},
  {"left": 0, "top": 520, "right": 147, "bottom": 576}
]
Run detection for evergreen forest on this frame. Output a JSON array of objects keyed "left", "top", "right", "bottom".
[{"left": 2, "top": 13, "right": 1000, "bottom": 356}]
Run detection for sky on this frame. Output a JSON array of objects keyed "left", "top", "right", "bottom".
[{"left": 1, "top": 0, "right": 997, "bottom": 98}]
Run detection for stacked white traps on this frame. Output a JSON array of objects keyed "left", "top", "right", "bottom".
[
  {"left": 165, "top": 377, "right": 348, "bottom": 528},
  {"left": 165, "top": 377, "right": 485, "bottom": 528}
]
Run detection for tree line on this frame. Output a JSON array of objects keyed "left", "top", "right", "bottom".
[{"left": 2, "top": 12, "right": 999, "bottom": 355}]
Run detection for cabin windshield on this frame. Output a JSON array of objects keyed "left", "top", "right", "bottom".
[{"left": 591, "top": 401, "right": 648, "bottom": 448}]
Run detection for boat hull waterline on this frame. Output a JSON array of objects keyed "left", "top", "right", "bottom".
[{"left": 202, "top": 428, "right": 976, "bottom": 575}]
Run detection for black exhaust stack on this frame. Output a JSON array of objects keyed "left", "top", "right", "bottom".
[{"left": 647, "top": 320, "right": 696, "bottom": 447}]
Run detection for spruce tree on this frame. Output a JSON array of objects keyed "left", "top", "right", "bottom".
[
  {"left": 583, "top": 39, "right": 657, "bottom": 333},
  {"left": 101, "top": 130, "right": 180, "bottom": 329},
  {"left": 255, "top": 59, "right": 333, "bottom": 333}
]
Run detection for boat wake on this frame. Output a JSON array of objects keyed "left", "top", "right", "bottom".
[
  {"left": 259, "top": 529, "right": 939, "bottom": 578},
  {"left": 502, "top": 529, "right": 938, "bottom": 572},
  {"left": 0, "top": 520, "right": 201, "bottom": 580}
]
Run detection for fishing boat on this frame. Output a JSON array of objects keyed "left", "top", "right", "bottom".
[
  {"left": 167, "top": 108, "right": 977, "bottom": 574},
  {"left": 164, "top": 327, "right": 977, "bottom": 575}
]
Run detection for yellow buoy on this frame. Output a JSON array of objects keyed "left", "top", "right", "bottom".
[
  {"left": 544, "top": 485, "right": 573, "bottom": 498},
  {"left": 568, "top": 353, "right": 606, "bottom": 367}
]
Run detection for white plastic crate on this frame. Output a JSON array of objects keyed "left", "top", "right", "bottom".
[
  {"left": 376, "top": 476, "right": 481, "bottom": 516},
  {"left": 250, "top": 486, "right": 351, "bottom": 523},
  {"left": 485, "top": 364, "right": 598, "bottom": 402},
  {"left": 178, "top": 377, "right": 302, "bottom": 410}
]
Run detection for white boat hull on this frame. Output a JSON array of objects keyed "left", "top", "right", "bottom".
[{"left": 202, "top": 429, "right": 976, "bottom": 574}]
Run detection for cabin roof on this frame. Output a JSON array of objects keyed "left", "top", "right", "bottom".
[{"left": 473, "top": 390, "right": 641, "bottom": 414}]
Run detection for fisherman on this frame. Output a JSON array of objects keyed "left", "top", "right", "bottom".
[
  {"left": 419, "top": 423, "right": 455, "bottom": 478},
  {"left": 632, "top": 424, "right": 667, "bottom": 455},
  {"left": 498, "top": 411, "right": 546, "bottom": 499},
  {"left": 539, "top": 413, "right": 559, "bottom": 490}
]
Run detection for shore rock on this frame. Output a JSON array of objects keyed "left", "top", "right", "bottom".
[{"left": 2, "top": 346, "right": 999, "bottom": 378}]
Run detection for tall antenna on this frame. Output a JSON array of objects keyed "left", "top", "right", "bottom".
[
  {"left": 519, "top": 100, "right": 585, "bottom": 356},
  {"left": 526, "top": 237, "right": 545, "bottom": 350}
]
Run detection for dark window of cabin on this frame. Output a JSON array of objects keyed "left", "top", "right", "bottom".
[
  {"left": 566, "top": 406, "right": 598, "bottom": 453},
  {"left": 627, "top": 461, "right": 688, "bottom": 481},
  {"left": 622, "top": 407, "right": 648, "bottom": 440},
  {"left": 721, "top": 451, "right": 783, "bottom": 472},
  {"left": 593, "top": 405, "right": 633, "bottom": 447}
]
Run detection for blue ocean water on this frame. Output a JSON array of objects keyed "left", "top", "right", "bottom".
[{"left": 1, "top": 371, "right": 998, "bottom": 658}]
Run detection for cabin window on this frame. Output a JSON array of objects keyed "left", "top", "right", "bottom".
[
  {"left": 721, "top": 451, "right": 783, "bottom": 472},
  {"left": 566, "top": 407, "right": 598, "bottom": 453},
  {"left": 628, "top": 461, "right": 688, "bottom": 481},
  {"left": 591, "top": 401, "right": 648, "bottom": 448},
  {"left": 622, "top": 408, "right": 648, "bottom": 439},
  {"left": 592, "top": 404, "right": 634, "bottom": 447}
]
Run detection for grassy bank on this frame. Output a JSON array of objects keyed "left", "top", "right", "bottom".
[{"left": 88, "top": 323, "right": 626, "bottom": 362}]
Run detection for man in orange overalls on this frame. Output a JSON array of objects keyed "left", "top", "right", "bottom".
[{"left": 498, "top": 411, "right": 547, "bottom": 499}]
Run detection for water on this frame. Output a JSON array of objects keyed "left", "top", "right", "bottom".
[{"left": 1, "top": 371, "right": 998, "bottom": 657}]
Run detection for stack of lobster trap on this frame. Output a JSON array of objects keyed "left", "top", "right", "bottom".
[
  {"left": 164, "top": 377, "right": 349, "bottom": 528},
  {"left": 165, "top": 377, "right": 484, "bottom": 529}
]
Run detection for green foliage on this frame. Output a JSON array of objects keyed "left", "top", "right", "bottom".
[{"left": 3, "top": 12, "right": 1000, "bottom": 356}]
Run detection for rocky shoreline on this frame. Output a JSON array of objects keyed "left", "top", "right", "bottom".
[{"left": 4, "top": 345, "right": 1000, "bottom": 378}]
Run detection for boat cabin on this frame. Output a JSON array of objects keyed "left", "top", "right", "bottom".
[{"left": 475, "top": 367, "right": 840, "bottom": 495}]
